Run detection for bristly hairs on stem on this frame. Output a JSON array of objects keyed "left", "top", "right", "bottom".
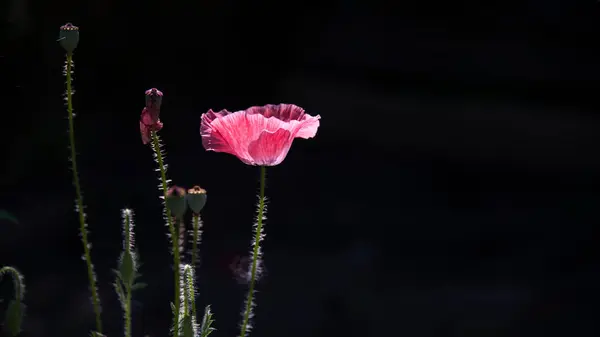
[
  {"left": 150, "top": 131, "right": 181, "bottom": 337},
  {"left": 122, "top": 209, "right": 136, "bottom": 253},
  {"left": 177, "top": 264, "right": 198, "bottom": 337},
  {"left": 199, "top": 305, "right": 216, "bottom": 337},
  {"left": 114, "top": 209, "right": 145, "bottom": 337},
  {"left": 0, "top": 266, "right": 26, "bottom": 337},
  {"left": 63, "top": 50, "right": 103, "bottom": 334},
  {"left": 0, "top": 267, "right": 24, "bottom": 302},
  {"left": 179, "top": 219, "right": 186, "bottom": 255},
  {"left": 190, "top": 214, "right": 204, "bottom": 269},
  {"left": 238, "top": 166, "right": 268, "bottom": 337}
]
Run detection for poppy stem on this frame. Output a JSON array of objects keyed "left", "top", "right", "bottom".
[
  {"left": 0, "top": 266, "right": 25, "bottom": 336},
  {"left": 191, "top": 214, "right": 203, "bottom": 270},
  {"left": 180, "top": 264, "right": 198, "bottom": 336},
  {"left": 239, "top": 165, "right": 267, "bottom": 337},
  {"left": 117, "top": 209, "right": 137, "bottom": 337},
  {"left": 65, "top": 51, "right": 103, "bottom": 334},
  {"left": 150, "top": 131, "right": 181, "bottom": 337}
]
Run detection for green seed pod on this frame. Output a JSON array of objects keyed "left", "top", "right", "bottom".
[
  {"left": 58, "top": 23, "right": 79, "bottom": 53},
  {"left": 186, "top": 186, "right": 207, "bottom": 214},
  {"left": 166, "top": 186, "right": 187, "bottom": 219}
]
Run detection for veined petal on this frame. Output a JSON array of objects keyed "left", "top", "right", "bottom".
[
  {"left": 245, "top": 104, "right": 306, "bottom": 122},
  {"left": 202, "top": 110, "right": 255, "bottom": 164},
  {"left": 201, "top": 109, "right": 235, "bottom": 153},
  {"left": 140, "top": 121, "right": 151, "bottom": 144},
  {"left": 293, "top": 114, "right": 321, "bottom": 139},
  {"left": 200, "top": 104, "right": 320, "bottom": 166},
  {"left": 248, "top": 129, "right": 293, "bottom": 166}
]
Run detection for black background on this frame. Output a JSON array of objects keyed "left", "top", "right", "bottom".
[{"left": 1, "top": 1, "right": 600, "bottom": 337}]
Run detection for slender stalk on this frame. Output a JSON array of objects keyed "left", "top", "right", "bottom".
[
  {"left": 239, "top": 166, "right": 267, "bottom": 337},
  {"left": 0, "top": 266, "right": 26, "bottom": 336},
  {"left": 188, "top": 273, "right": 197, "bottom": 321},
  {"left": 191, "top": 214, "right": 203, "bottom": 320},
  {"left": 150, "top": 131, "right": 180, "bottom": 337},
  {"left": 191, "top": 214, "right": 200, "bottom": 269},
  {"left": 124, "top": 291, "right": 132, "bottom": 337},
  {"left": 122, "top": 210, "right": 133, "bottom": 337},
  {"left": 65, "top": 52, "right": 103, "bottom": 334}
]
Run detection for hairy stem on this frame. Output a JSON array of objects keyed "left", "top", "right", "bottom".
[
  {"left": 239, "top": 165, "right": 267, "bottom": 337},
  {"left": 122, "top": 209, "right": 134, "bottom": 337},
  {"left": 124, "top": 291, "right": 132, "bottom": 337},
  {"left": 150, "top": 131, "right": 180, "bottom": 337},
  {"left": 191, "top": 214, "right": 201, "bottom": 269},
  {"left": 65, "top": 52, "right": 102, "bottom": 334},
  {"left": 190, "top": 215, "right": 203, "bottom": 321},
  {"left": 184, "top": 265, "right": 197, "bottom": 327},
  {"left": 188, "top": 275, "right": 197, "bottom": 322}
]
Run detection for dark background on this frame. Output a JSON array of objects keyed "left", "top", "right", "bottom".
[{"left": 1, "top": 1, "right": 600, "bottom": 337}]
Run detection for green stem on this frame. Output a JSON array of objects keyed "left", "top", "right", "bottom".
[
  {"left": 239, "top": 166, "right": 266, "bottom": 337},
  {"left": 124, "top": 211, "right": 131, "bottom": 250},
  {"left": 189, "top": 276, "right": 197, "bottom": 321},
  {"left": 192, "top": 215, "right": 200, "bottom": 269},
  {"left": 65, "top": 52, "right": 103, "bottom": 334},
  {"left": 150, "top": 131, "right": 180, "bottom": 337},
  {"left": 191, "top": 215, "right": 202, "bottom": 321},
  {"left": 0, "top": 266, "right": 24, "bottom": 301},
  {"left": 124, "top": 291, "right": 132, "bottom": 337}
]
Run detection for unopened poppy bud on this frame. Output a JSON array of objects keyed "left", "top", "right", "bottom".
[
  {"left": 145, "top": 88, "right": 163, "bottom": 110},
  {"left": 166, "top": 186, "right": 187, "bottom": 218},
  {"left": 186, "top": 186, "right": 207, "bottom": 214},
  {"left": 58, "top": 23, "right": 79, "bottom": 53}
]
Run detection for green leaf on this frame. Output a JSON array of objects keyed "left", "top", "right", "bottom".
[
  {"left": 130, "top": 282, "right": 147, "bottom": 291},
  {"left": 4, "top": 300, "right": 25, "bottom": 337},
  {"left": 182, "top": 315, "right": 194, "bottom": 337},
  {"left": 113, "top": 281, "right": 125, "bottom": 308},
  {"left": 200, "top": 305, "right": 216, "bottom": 337}
]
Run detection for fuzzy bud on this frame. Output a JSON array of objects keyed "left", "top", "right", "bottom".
[
  {"left": 166, "top": 186, "right": 187, "bottom": 219},
  {"left": 58, "top": 23, "right": 79, "bottom": 53},
  {"left": 186, "top": 186, "right": 207, "bottom": 214}
]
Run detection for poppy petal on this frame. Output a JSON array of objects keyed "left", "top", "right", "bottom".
[
  {"left": 200, "top": 104, "right": 320, "bottom": 166},
  {"left": 248, "top": 128, "right": 293, "bottom": 166}
]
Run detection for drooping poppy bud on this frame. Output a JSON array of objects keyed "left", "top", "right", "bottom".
[
  {"left": 140, "top": 88, "right": 164, "bottom": 144},
  {"left": 58, "top": 23, "right": 79, "bottom": 53},
  {"left": 186, "top": 186, "right": 207, "bottom": 214},
  {"left": 166, "top": 186, "right": 187, "bottom": 219},
  {"left": 145, "top": 88, "right": 163, "bottom": 110}
]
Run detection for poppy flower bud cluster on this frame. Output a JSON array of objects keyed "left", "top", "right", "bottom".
[{"left": 165, "top": 185, "right": 207, "bottom": 218}]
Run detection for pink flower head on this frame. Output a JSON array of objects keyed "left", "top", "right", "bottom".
[
  {"left": 139, "top": 88, "right": 164, "bottom": 144},
  {"left": 200, "top": 104, "right": 320, "bottom": 166}
]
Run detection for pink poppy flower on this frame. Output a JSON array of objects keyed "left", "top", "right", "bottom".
[{"left": 200, "top": 104, "right": 320, "bottom": 166}]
